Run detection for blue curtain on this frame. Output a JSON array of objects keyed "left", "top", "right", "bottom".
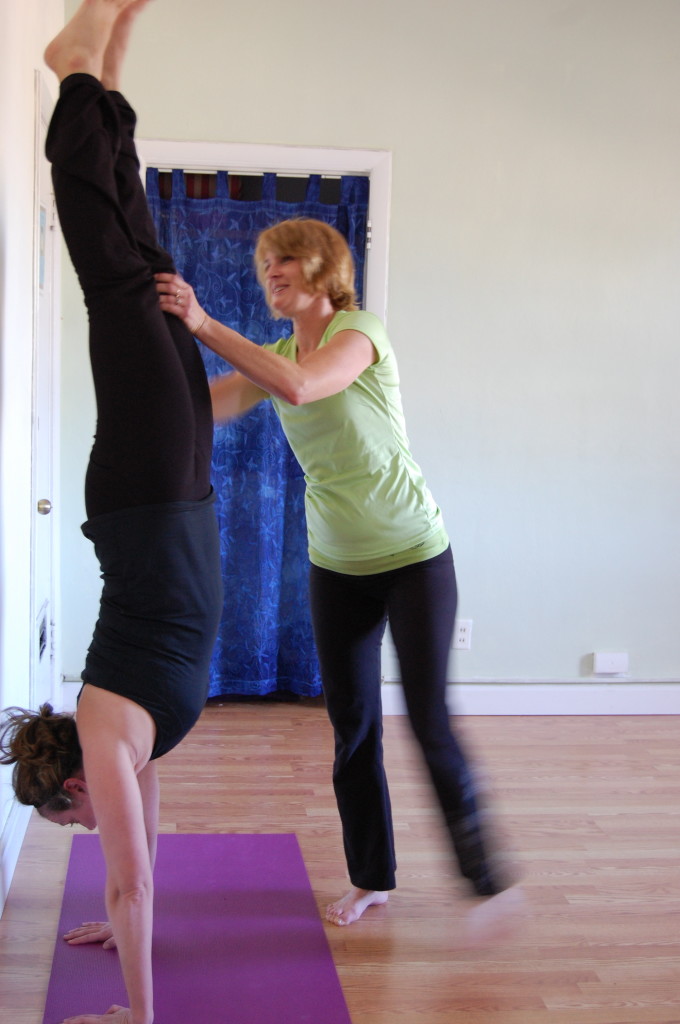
[{"left": 147, "top": 169, "right": 370, "bottom": 698}]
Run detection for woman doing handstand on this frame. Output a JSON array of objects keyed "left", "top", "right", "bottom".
[{"left": 0, "top": 3, "right": 221, "bottom": 1022}]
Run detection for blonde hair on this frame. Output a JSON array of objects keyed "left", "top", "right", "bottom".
[
  {"left": 0, "top": 704, "right": 82, "bottom": 812},
  {"left": 254, "top": 218, "right": 358, "bottom": 317}
]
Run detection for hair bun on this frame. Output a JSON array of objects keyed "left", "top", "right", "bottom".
[{"left": 0, "top": 704, "right": 82, "bottom": 809}]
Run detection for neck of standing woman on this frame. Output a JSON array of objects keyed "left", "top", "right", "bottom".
[{"left": 292, "top": 300, "right": 337, "bottom": 357}]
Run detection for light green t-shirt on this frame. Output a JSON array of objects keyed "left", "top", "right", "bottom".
[{"left": 265, "top": 310, "right": 449, "bottom": 574}]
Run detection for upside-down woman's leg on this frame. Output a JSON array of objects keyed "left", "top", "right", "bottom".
[{"left": 46, "top": 71, "right": 212, "bottom": 517}]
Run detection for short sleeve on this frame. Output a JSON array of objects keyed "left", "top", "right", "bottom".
[{"left": 326, "top": 310, "right": 391, "bottom": 361}]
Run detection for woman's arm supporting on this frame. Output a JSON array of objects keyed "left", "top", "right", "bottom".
[
  {"left": 209, "top": 372, "right": 269, "bottom": 423},
  {"left": 62, "top": 760, "right": 159, "bottom": 958},
  {"left": 137, "top": 759, "right": 159, "bottom": 872},
  {"left": 75, "top": 685, "right": 158, "bottom": 1024},
  {"left": 156, "top": 273, "right": 377, "bottom": 405},
  {"left": 201, "top": 321, "right": 376, "bottom": 406}
]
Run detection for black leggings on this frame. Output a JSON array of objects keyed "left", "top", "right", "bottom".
[
  {"left": 46, "top": 74, "right": 213, "bottom": 518},
  {"left": 310, "top": 547, "right": 505, "bottom": 895}
]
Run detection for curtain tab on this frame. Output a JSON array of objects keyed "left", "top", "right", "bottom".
[
  {"left": 261, "top": 173, "right": 277, "bottom": 201},
  {"left": 171, "top": 168, "right": 185, "bottom": 199},
  {"left": 216, "top": 171, "right": 230, "bottom": 199},
  {"left": 340, "top": 175, "right": 354, "bottom": 204},
  {"left": 306, "top": 174, "right": 321, "bottom": 203},
  {"left": 145, "top": 167, "right": 160, "bottom": 199},
  {"left": 341, "top": 175, "right": 369, "bottom": 205}
]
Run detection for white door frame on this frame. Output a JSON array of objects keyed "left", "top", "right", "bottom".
[
  {"left": 30, "top": 70, "right": 61, "bottom": 711},
  {"left": 2, "top": 70, "right": 62, "bottom": 914}
]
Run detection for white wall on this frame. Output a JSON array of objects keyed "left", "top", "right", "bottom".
[
  {"left": 0, "top": 0, "right": 63, "bottom": 905},
  {"left": 59, "top": 0, "right": 680, "bottom": 696}
]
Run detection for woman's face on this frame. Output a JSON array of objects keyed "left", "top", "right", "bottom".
[
  {"left": 41, "top": 780, "right": 97, "bottom": 831},
  {"left": 43, "top": 801, "right": 97, "bottom": 830},
  {"left": 262, "top": 252, "right": 316, "bottom": 317}
]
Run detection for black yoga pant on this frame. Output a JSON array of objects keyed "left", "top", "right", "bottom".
[
  {"left": 46, "top": 74, "right": 213, "bottom": 518},
  {"left": 310, "top": 546, "right": 505, "bottom": 896}
]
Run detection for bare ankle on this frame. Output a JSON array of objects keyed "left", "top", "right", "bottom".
[{"left": 102, "top": 0, "right": 152, "bottom": 89}]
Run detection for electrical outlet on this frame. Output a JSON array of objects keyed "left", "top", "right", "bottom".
[
  {"left": 453, "top": 619, "right": 473, "bottom": 650},
  {"left": 593, "top": 651, "right": 629, "bottom": 674}
]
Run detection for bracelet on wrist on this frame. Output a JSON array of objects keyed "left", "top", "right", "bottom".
[{"left": 190, "top": 311, "right": 208, "bottom": 336}]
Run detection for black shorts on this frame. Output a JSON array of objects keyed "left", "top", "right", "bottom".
[{"left": 81, "top": 491, "right": 223, "bottom": 758}]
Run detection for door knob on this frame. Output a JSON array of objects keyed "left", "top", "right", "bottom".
[{"left": 37, "top": 499, "right": 53, "bottom": 515}]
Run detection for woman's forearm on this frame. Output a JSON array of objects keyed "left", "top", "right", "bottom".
[
  {"left": 195, "top": 316, "right": 306, "bottom": 404},
  {"left": 107, "top": 882, "right": 154, "bottom": 1024}
]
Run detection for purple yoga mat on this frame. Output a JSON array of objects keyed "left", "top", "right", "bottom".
[{"left": 43, "top": 833, "right": 352, "bottom": 1024}]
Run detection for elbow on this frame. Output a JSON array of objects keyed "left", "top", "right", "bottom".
[
  {"left": 278, "top": 379, "right": 311, "bottom": 406},
  {"left": 109, "top": 880, "right": 153, "bottom": 914}
]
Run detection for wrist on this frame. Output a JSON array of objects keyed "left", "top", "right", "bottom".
[
  {"left": 189, "top": 311, "right": 209, "bottom": 337},
  {"left": 131, "top": 999, "right": 154, "bottom": 1024}
]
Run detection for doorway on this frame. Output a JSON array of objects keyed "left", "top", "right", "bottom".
[{"left": 136, "top": 138, "right": 391, "bottom": 321}]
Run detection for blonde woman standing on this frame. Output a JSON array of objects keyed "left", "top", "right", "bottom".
[{"left": 157, "top": 217, "right": 512, "bottom": 927}]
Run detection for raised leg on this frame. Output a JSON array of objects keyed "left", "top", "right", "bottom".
[{"left": 44, "top": 3, "right": 212, "bottom": 518}]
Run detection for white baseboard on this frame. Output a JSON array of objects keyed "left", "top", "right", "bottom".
[
  {"left": 381, "top": 681, "right": 680, "bottom": 715},
  {"left": 61, "top": 679, "right": 81, "bottom": 712},
  {"left": 62, "top": 677, "right": 680, "bottom": 716},
  {"left": 0, "top": 801, "right": 32, "bottom": 914}
]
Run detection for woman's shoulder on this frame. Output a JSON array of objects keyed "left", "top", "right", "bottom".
[{"left": 328, "top": 309, "right": 389, "bottom": 351}]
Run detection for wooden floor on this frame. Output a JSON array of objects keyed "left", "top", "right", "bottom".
[{"left": 1, "top": 703, "right": 679, "bottom": 1023}]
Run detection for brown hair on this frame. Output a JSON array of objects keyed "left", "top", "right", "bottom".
[
  {"left": 0, "top": 704, "right": 82, "bottom": 811},
  {"left": 254, "top": 218, "right": 358, "bottom": 317}
]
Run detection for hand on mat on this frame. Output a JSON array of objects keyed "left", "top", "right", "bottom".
[
  {"left": 62, "top": 1005, "right": 131, "bottom": 1024},
  {"left": 64, "top": 920, "right": 116, "bottom": 949}
]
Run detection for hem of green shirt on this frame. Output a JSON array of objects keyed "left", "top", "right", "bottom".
[{"left": 309, "top": 527, "right": 450, "bottom": 576}]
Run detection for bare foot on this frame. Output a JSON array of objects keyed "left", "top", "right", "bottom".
[
  {"left": 325, "top": 887, "right": 389, "bottom": 927},
  {"left": 44, "top": 0, "right": 138, "bottom": 82},
  {"left": 102, "top": 0, "right": 153, "bottom": 91}
]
